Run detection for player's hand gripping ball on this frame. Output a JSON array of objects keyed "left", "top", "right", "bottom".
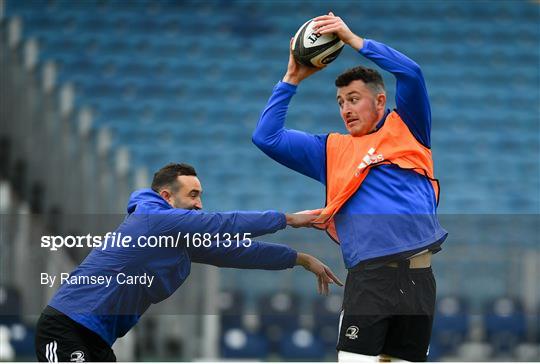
[{"left": 292, "top": 18, "right": 345, "bottom": 68}]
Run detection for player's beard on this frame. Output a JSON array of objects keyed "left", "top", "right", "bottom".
[
  {"left": 171, "top": 196, "right": 187, "bottom": 209},
  {"left": 171, "top": 196, "right": 200, "bottom": 210}
]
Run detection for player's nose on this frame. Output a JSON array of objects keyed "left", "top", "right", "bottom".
[{"left": 342, "top": 102, "right": 352, "bottom": 114}]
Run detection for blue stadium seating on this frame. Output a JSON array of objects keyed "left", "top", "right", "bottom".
[
  {"left": 279, "top": 329, "right": 326, "bottom": 360},
  {"left": 258, "top": 291, "right": 301, "bottom": 351},
  {"left": 8, "top": 323, "right": 36, "bottom": 359},
  {"left": 431, "top": 296, "right": 470, "bottom": 357},
  {"left": 313, "top": 294, "right": 342, "bottom": 350},
  {"left": 220, "top": 327, "right": 269, "bottom": 359},
  {"left": 484, "top": 297, "right": 528, "bottom": 355},
  {"left": 217, "top": 290, "right": 245, "bottom": 330}
]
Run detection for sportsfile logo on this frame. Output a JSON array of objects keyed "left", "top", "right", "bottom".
[{"left": 355, "top": 147, "right": 384, "bottom": 176}]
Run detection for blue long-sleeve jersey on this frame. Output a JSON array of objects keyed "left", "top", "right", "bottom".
[
  {"left": 252, "top": 39, "right": 447, "bottom": 268},
  {"left": 49, "top": 189, "right": 297, "bottom": 346}
]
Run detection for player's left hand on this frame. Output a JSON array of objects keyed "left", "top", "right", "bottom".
[
  {"left": 313, "top": 12, "right": 364, "bottom": 51},
  {"left": 296, "top": 252, "right": 344, "bottom": 295}
]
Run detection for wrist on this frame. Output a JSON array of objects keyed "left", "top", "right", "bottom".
[
  {"left": 285, "top": 213, "right": 291, "bottom": 225},
  {"left": 346, "top": 34, "right": 364, "bottom": 51},
  {"left": 295, "top": 252, "right": 310, "bottom": 268},
  {"left": 285, "top": 213, "right": 295, "bottom": 226},
  {"left": 283, "top": 73, "right": 301, "bottom": 85},
  {"left": 279, "top": 212, "right": 287, "bottom": 229}
]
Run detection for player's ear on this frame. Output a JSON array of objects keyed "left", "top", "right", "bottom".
[
  {"left": 376, "top": 93, "right": 386, "bottom": 111},
  {"left": 159, "top": 190, "right": 172, "bottom": 204}
]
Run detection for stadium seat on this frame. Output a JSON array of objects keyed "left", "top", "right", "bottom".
[
  {"left": 218, "top": 290, "right": 245, "bottom": 330},
  {"left": 431, "top": 296, "right": 470, "bottom": 357},
  {"left": 9, "top": 323, "right": 36, "bottom": 359},
  {"left": 484, "top": 297, "right": 527, "bottom": 355},
  {"left": 313, "top": 294, "right": 342, "bottom": 350},
  {"left": 279, "top": 328, "right": 326, "bottom": 360},
  {"left": 258, "top": 291, "right": 301, "bottom": 352},
  {"left": 220, "top": 327, "right": 269, "bottom": 359}
]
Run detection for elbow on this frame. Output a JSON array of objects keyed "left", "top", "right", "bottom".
[
  {"left": 251, "top": 131, "right": 269, "bottom": 150},
  {"left": 401, "top": 62, "right": 426, "bottom": 85},
  {"left": 252, "top": 126, "right": 283, "bottom": 154},
  {"left": 409, "top": 62, "right": 424, "bottom": 80},
  {"left": 251, "top": 131, "right": 262, "bottom": 147}
]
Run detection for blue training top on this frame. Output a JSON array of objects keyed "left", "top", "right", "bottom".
[
  {"left": 252, "top": 39, "right": 447, "bottom": 269},
  {"left": 49, "top": 189, "right": 297, "bottom": 346}
]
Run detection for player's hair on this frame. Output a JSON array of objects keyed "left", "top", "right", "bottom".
[
  {"left": 151, "top": 163, "right": 197, "bottom": 193},
  {"left": 335, "top": 66, "right": 385, "bottom": 95}
]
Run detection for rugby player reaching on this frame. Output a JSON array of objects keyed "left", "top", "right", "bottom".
[{"left": 35, "top": 163, "right": 342, "bottom": 362}]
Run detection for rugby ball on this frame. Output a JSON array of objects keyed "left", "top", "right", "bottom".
[{"left": 292, "top": 19, "right": 345, "bottom": 68}]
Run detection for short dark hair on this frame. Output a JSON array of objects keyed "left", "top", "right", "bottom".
[
  {"left": 335, "top": 66, "right": 385, "bottom": 94},
  {"left": 151, "top": 163, "right": 197, "bottom": 193}
]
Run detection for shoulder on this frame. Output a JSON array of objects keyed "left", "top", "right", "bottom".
[
  {"left": 386, "top": 110, "right": 411, "bottom": 130},
  {"left": 327, "top": 132, "right": 352, "bottom": 144},
  {"left": 387, "top": 111, "right": 431, "bottom": 150},
  {"left": 326, "top": 133, "right": 355, "bottom": 154},
  {"left": 328, "top": 132, "right": 351, "bottom": 141}
]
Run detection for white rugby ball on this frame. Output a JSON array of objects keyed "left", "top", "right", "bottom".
[{"left": 292, "top": 18, "right": 345, "bottom": 68}]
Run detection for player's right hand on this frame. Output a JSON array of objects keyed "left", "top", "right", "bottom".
[
  {"left": 282, "top": 37, "right": 323, "bottom": 85},
  {"left": 285, "top": 212, "right": 319, "bottom": 228}
]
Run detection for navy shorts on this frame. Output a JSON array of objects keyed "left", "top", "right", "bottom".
[
  {"left": 337, "top": 260, "right": 436, "bottom": 362},
  {"left": 35, "top": 306, "right": 116, "bottom": 362}
]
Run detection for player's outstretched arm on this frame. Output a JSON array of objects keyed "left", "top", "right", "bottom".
[
  {"left": 188, "top": 239, "right": 298, "bottom": 270},
  {"left": 188, "top": 240, "right": 343, "bottom": 295},
  {"left": 155, "top": 209, "right": 319, "bottom": 238}
]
